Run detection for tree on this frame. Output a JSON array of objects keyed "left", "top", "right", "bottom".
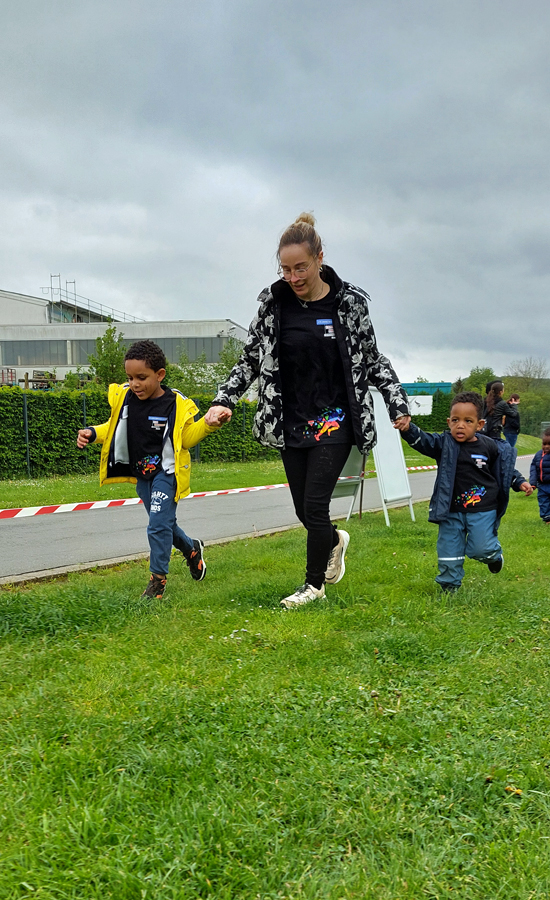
[
  {"left": 505, "top": 357, "right": 550, "bottom": 392},
  {"left": 165, "top": 337, "right": 245, "bottom": 397},
  {"left": 166, "top": 349, "right": 218, "bottom": 396},
  {"left": 414, "top": 376, "right": 429, "bottom": 383},
  {"left": 452, "top": 377, "right": 466, "bottom": 394},
  {"left": 463, "top": 366, "right": 498, "bottom": 396},
  {"left": 215, "top": 336, "right": 244, "bottom": 383},
  {"left": 87, "top": 323, "right": 127, "bottom": 388}
]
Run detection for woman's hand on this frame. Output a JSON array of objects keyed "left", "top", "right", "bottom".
[
  {"left": 205, "top": 406, "right": 232, "bottom": 426},
  {"left": 393, "top": 415, "right": 411, "bottom": 432},
  {"left": 520, "top": 482, "right": 534, "bottom": 496}
]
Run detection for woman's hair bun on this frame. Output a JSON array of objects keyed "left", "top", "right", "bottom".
[{"left": 294, "top": 212, "right": 316, "bottom": 228}]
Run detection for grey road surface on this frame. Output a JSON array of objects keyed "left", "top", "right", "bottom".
[{"left": 0, "top": 457, "right": 532, "bottom": 583}]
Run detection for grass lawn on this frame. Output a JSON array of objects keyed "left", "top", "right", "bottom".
[
  {"left": 0, "top": 434, "right": 541, "bottom": 510},
  {"left": 1, "top": 493, "right": 549, "bottom": 898}
]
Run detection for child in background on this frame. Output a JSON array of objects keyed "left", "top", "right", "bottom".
[
  {"left": 77, "top": 340, "right": 227, "bottom": 599},
  {"left": 395, "top": 391, "right": 533, "bottom": 592},
  {"left": 529, "top": 427, "right": 550, "bottom": 524}
]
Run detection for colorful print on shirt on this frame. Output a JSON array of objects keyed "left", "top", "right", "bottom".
[
  {"left": 302, "top": 408, "right": 346, "bottom": 442},
  {"left": 136, "top": 454, "right": 161, "bottom": 476},
  {"left": 456, "top": 485, "right": 487, "bottom": 509}
]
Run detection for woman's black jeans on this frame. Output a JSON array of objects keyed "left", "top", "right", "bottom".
[{"left": 280, "top": 442, "right": 352, "bottom": 589}]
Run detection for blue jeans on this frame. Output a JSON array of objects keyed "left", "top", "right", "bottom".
[
  {"left": 537, "top": 484, "right": 550, "bottom": 522},
  {"left": 436, "top": 510, "right": 502, "bottom": 589},
  {"left": 503, "top": 430, "right": 518, "bottom": 448},
  {"left": 135, "top": 470, "right": 194, "bottom": 575}
]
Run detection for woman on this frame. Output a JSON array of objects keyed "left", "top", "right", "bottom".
[
  {"left": 483, "top": 381, "right": 509, "bottom": 440},
  {"left": 206, "top": 213, "right": 410, "bottom": 608},
  {"left": 503, "top": 393, "right": 521, "bottom": 447}
]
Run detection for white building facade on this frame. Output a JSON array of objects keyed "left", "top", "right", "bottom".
[{"left": 0, "top": 289, "right": 247, "bottom": 386}]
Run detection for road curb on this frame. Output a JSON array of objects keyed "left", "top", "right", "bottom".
[{"left": 0, "top": 497, "right": 434, "bottom": 587}]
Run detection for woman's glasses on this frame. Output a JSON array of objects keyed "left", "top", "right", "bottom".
[{"left": 277, "top": 260, "right": 314, "bottom": 281}]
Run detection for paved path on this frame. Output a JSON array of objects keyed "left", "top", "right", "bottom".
[{"left": 0, "top": 457, "right": 532, "bottom": 583}]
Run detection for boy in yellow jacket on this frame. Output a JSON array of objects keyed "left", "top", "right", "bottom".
[{"left": 77, "top": 340, "right": 227, "bottom": 599}]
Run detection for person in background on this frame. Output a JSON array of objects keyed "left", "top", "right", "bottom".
[
  {"left": 207, "top": 212, "right": 410, "bottom": 608},
  {"left": 529, "top": 427, "right": 550, "bottom": 524},
  {"left": 482, "top": 381, "right": 508, "bottom": 439},
  {"left": 503, "top": 393, "right": 521, "bottom": 447}
]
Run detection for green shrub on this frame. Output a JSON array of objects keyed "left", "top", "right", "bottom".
[{"left": 0, "top": 389, "right": 277, "bottom": 480}]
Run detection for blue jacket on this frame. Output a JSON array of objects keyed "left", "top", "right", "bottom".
[
  {"left": 402, "top": 422, "right": 526, "bottom": 525},
  {"left": 530, "top": 449, "right": 550, "bottom": 486}
]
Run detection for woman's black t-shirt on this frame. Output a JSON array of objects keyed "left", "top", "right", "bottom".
[
  {"left": 279, "top": 286, "right": 353, "bottom": 448},
  {"left": 451, "top": 435, "right": 499, "bottom": 512},
  {"left": 126, "top": 388, "right": 176, "bottom": 479}
]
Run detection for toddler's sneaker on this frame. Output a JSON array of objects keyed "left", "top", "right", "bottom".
[
  {"left": 185, "top": 539, "right": 206, "bottom": 581},
  {"left": 488, "top": 554, "right": 504, "bottom": 574},
  {"left": 280, "top": 583, "right": 325, "bottom": 609},
  {"left": 141, "top": 574, "right": 167, "bottom": 599},
  {"left": 325, "top": 530, "right": 350, "bottom": 584}
]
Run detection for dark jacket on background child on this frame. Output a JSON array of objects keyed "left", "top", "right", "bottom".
[
  {"left": 402, "top": 422, "right": 526, "bottom": 527},
  {"left": 530, "top": 447, "right": 550, "bottom": 487}
]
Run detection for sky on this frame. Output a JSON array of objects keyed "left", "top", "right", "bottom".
[{"left": 1, "top": 0, "right": 549, "bottom": 381}]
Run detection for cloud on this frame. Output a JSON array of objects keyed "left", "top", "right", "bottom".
[{"left": 0, "top": 0, "right": 549, "bottom": 379}]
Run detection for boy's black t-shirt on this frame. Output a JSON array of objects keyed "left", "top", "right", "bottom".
[
  {"left": 126, "top": 388, "right": 176, "bottom": 479},
  {"left": 452, "top": 435, "right": 499, "bottom": 512},
  {"left": 279, "top": 286, "right": 353, "bottom": 448}
]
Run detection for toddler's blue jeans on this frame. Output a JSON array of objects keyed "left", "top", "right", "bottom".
[
  {"left": 136, "top": 470, "right": 194, "bottom": 575},
  {"left": 436, "top": 510, "right": 502, "bottom": 590},
  {"left": 537, "top": 484, "right": 550, "bottom": 522}
]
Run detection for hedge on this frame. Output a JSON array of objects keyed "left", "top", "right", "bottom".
[
  {"left": 0, "top": 386, "right": 454, "bottom": 481},
  {"left": 0, "top": 389, "right": 277, "bottom": 480}
]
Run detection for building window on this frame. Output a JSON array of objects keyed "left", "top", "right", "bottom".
[
  {"left": 0, "top": 341, "right": 68, "bottom": 366},
  {"left": 72, "top": 339, "right": 99, "bottom": 366}
]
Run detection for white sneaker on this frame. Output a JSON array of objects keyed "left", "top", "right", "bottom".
[
  {"left": 325, "top": 530, "right": 350, "bottom": 584},
  {"left": 280, "top": 583, "right": 325, "bottom": 609}
]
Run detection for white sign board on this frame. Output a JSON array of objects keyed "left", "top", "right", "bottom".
[
  {"left": 331, "top": 388, "right": 415, "bottom": 526},
  {"left": 370, "top": 388, "right": 415, "bottom": 525},
  {"left": 407, "top": 394, "right": 433, "bottom": 415}
]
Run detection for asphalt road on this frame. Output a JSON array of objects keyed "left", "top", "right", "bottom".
[{"left": 0, "top": 457, "right": 532, "bottom": 583}]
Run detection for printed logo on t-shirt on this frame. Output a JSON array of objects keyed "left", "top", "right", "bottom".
[
  {"left": 316, "top": 318, "right": 335, "bottom": 339},
  {"left": 471, "top": 454, "right": 488, "bottom": 469},
  {"left": 149, "top": 416, "right": 168, "bottom": 432},
  {"left": 301, "top": 407, "right": 346, "bottom": 441},
  {"left": 456, "top": 485, "right": 486, "bottom": 508},
  {"left": 136, "top": 454, "right": 161, "bottom": 476}
]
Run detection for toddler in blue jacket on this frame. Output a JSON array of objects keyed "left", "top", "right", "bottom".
[
  {"left": 395, "top": 391, "right": 533, "bottom": 592},
  {"left": 529, "top": 427, "right": 550, "bottom": 524}
]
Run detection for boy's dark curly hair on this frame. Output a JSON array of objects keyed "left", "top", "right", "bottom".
[
  {"left": 451, "top": 391, "right": 483, "bottom": 418},
  {"left": 124, "top": 340, "right": 166, "bottom": 372}
]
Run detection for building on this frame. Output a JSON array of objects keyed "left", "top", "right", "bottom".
[
  {"left": 0, "top": 289, "right": 247, "bottom": 386},
  {"left": 401, "top": 382, "right": 453, "bottom": 395}
]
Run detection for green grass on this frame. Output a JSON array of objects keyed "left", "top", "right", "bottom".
[
  {"left": 1, "top": 494, "right": 549, "bottom": 898},
  {"left": 0, "top": 434, "right": 540, "bottom": 510}
]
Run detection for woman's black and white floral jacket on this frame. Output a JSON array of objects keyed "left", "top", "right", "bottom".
[{"left": 213, "top": 265, "right": 410, "bottom": 453}]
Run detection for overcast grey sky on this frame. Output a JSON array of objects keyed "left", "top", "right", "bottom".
[{"left": 1, "top": 0, "right": 548, "bottom": 380}]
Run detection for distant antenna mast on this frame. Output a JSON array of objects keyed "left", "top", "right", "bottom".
[
  {"left": 50, "top": 274, "right": 61, "bottom": 307},
  {"left": 66, "top": 280, "right": 77, "bottom": 321}
]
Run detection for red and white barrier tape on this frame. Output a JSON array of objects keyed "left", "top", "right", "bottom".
[{"left": 0, "top": 457, "right": 531, "bottom": 519}]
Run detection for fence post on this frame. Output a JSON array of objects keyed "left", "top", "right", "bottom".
[
  {"left": 22, "top": 392, "right": 31, "bottom": 478},
  {"left": 242, "top": 401, "right": 246, "bottom": 462},
  {"left": 81, "top": 392, "right": 88, "bottom": 469},
  {"left": 192, "top": 398, "right": 201, "bottom": 463}
]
